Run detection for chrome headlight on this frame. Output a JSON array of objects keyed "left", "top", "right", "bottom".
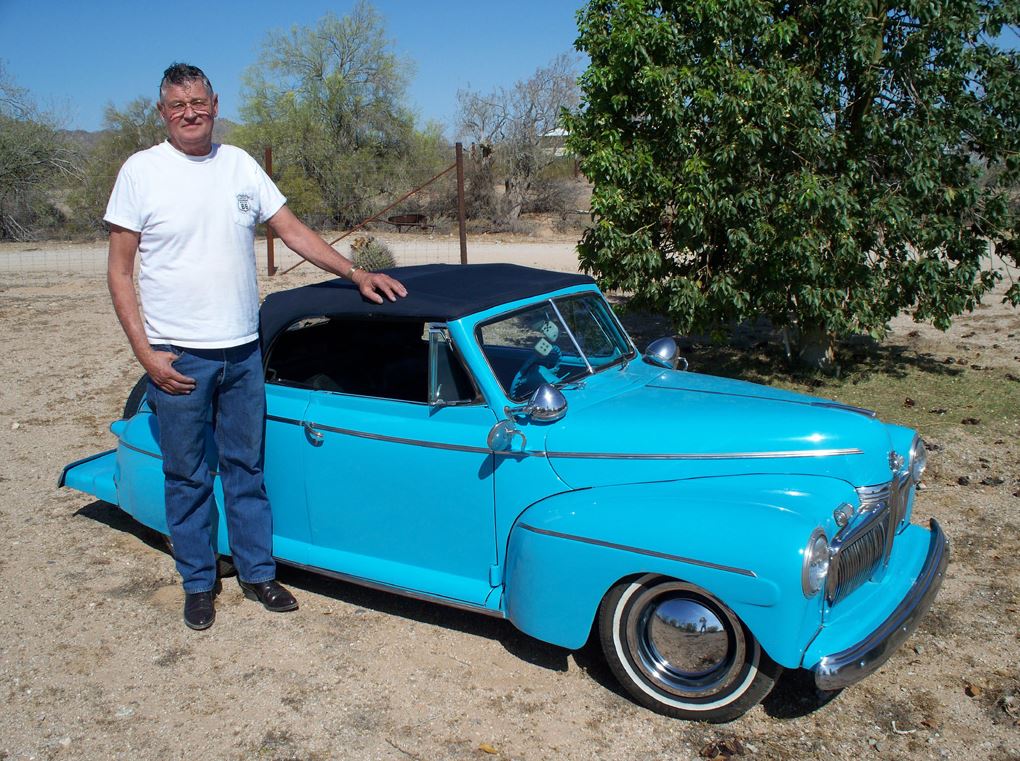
[
  {"left": 909, "top": 436, "right": 927, "bottom": 485},
  {"left": 802, "top": 528, "right": 830, "bottom": 598}
]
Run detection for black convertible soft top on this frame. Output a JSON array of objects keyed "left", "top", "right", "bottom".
[{"left": 260, "top": 263, "right": 594, "bottom": 347}]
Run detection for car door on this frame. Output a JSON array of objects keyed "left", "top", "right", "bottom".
[
  {"left": 301, "top": 394, "right": 500, "bottom": 605},
  {"left": 262, "top": 383, "right": 315, "bottom": 548},
  {"left": 297, "top": 320, "right": 500, "bottom": 606}
]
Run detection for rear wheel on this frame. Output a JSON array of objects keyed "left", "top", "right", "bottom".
[
  {"left": 123, "top": 374, "right": 149, "bottom": 418},
  {"left": 599, "top": 574, "right": 781, "bottom": 722}
]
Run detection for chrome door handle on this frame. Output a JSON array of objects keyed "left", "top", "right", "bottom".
[{"left": 303, "top": 421, "right": 324, "bottom": 442}]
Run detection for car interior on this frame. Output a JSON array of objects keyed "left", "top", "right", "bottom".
[{"left": 264, "top": 317, "right": 476, "bottom": 404}]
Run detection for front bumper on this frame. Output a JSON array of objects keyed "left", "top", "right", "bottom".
[{"left": 812, "top": 518, "right": 949, "bottom": 690}]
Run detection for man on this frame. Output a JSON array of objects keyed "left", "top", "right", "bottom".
[{"left": 106, "top": 63, "right": 407, "bottom": 630}]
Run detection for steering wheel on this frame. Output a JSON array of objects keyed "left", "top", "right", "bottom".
[{"left": 510, "top": 319, "right": 564, "bottom": 399}]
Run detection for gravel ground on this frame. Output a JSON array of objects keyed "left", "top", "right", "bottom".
[{"left": 0, "top": 239, "right": 1017, "bottom": 761}]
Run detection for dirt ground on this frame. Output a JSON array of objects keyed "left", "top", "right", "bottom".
[{"left": 0, "top": 237, "right": 1018, "bottom": 761}]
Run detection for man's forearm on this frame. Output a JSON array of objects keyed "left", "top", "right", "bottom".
[
  {"left": 267, "top": 205, "right": 407, "bottom": 303},
  {"left": 108, "top": 268, "right": 152, "bottom": 362},
  {"left": 107, "top": 227, "right": 153, "bottom": 365},
  {"left": 270, "top": 211, "right": 356, "bottom": 278},
  {"left": 107, "top": 229, "right": 197, "bottom": 394}
]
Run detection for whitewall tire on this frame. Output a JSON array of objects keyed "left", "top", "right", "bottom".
[{"left": 598, "top": 574, "right": 781, "bottom": 721}]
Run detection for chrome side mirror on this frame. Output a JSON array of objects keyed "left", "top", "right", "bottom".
[
  {"left": 644, "top": 337, "right": 688, "bottom": 371},
  {"left": 528, "top": 384, "right": 568, "bottom": 422},
  {"left": 487, "top": 420, "right": 527, "bottom": 451},
  {"left": 504, "top": 383, "right": 568, "bottom": 423}
]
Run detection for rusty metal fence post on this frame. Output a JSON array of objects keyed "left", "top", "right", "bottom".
[
  {"left": 264, "top": 146, "right": 277, "bottom": 276},
  {"left": 456, "top": 142, "right": 467, "bottom": 265}
]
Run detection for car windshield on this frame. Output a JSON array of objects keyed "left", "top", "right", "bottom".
[{"left": 478, "top": 292, "right": 635, "bottom": 401}]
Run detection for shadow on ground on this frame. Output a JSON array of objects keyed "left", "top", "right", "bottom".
[
  {"left": 617, "top": 307, "right": 963, "bottom": 385},
  {"left": 74, "top": 499, "right": 842, "bottom": 717},
  {"left": 762, "top": 669, "right": 842, "bottom": 719},
  {"left": 74, "top": 498, "right": 572, "bottom": 674}
]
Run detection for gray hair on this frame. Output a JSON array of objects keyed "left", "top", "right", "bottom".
[{"left": 159, "top": 63, "right": 214, "bottom": 101}]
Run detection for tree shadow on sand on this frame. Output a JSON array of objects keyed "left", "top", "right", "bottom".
[{"left": 616, "top": 305, "right": 963, "bottom": 386}]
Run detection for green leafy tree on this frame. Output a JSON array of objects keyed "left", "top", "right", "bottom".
[
  {"left": 0, "top": 62, "right": 80, "bottom": 240},
  {"left": 566, "top": 0, "right": 1020, "bottom": 366},
  {"left": 68, "top": 97, "right": 164, "bottom": 234},
  {"left": 233, "top": 2, "right": 443, "bottom": 228}
]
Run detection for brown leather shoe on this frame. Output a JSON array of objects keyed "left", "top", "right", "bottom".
[
  {"left": 183, "top": 591, "right": 215, "bottom": 630},
  {"left": 238, "top": 579, "right": 298, "bottom": 612}
]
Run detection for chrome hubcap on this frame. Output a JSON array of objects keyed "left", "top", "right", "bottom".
[{"left": 626, "top": 581, "right": 747, "bottom": 699}]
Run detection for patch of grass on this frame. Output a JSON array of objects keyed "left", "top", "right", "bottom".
[{"left": 618, "top": 306, "right": 1019, "bottom": 444}]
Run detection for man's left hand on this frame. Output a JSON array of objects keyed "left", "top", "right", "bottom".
[{"left": 354, "top": 271, "right": 408, "bottom": 304}]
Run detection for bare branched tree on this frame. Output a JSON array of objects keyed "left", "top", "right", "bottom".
[{"left": 458, "top": 54, "right": 581, "bottom": 224}]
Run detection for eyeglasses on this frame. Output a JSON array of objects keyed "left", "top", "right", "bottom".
[{"left": 163, "top": 98, "right": 211, "bottom": 117}]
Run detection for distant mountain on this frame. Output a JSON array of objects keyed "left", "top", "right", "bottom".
[
  {"left": 59, "top": 118, "right": 241, "bottom": 152},
  {"left": 61, "top": 129, "right": 104, "bottom": 151},
  {"left": 214, "top": 118, "right": 239, "bottom": 143}
]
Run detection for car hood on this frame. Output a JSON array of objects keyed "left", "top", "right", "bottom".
[{"left": 540, "top": 370, "right": 895, "bottom": 489}]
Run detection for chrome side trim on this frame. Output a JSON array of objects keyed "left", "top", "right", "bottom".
[
  {"left": 519, "top": 524, "right": 757, "bottom": 578},
  {"left": 276, "top": 558, "right": 505, "bottom": 618},
  {"left": 117, "top": 440, "right": 223, "bottom": 476},
  {"left": 306, "top": 421, "right": 494, "bottom": 455},
  {"left": 646, "top": 383, "right": 877, "bottom": 419},
  {"left": 269, "top": 414, "right": 863, "bottom": 461},
  {"left": 811, "top": 401, "right": 878, "bottom": 418},
  {"left": 267, "top": 414, "right": 302, "bottom": 426},
  {"left": 813, "top": 518, "right": 949, "bottom": 690},
  {"left": 544, "top": 448, "right": 864, "bottom": 461},
  {"left": 119, "top": 440, "right": 162, "bottom": 460},
  {"left": 271, "top": 414, "right": 525, "bottom": 456}
]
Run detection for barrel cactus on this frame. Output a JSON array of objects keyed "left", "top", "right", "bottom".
[{"left": 350, "top": 236, "right": 397, "bottom": 271}]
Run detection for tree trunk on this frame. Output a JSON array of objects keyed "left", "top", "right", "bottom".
[
  {"left": 796, "top": 325, "right": 836, "bottom": 370},
  {"left": 503, "top": 176, "right": 525, "bottom": 222}
]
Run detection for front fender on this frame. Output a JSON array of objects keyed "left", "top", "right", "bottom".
[{"left": 503, "top": 474, "right": 858, "bottom": 667}]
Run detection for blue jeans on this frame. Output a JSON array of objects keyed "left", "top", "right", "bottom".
[{"left": 148, "top": 340, "right": 276, "bottom": 593}]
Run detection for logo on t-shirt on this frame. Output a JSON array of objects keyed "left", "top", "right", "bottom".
[{"left": 237, "top": 194, "right": 252, "bottom": 213}]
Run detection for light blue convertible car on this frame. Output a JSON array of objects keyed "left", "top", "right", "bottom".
[{"left": 61, "top": 263, "right": 948, "bottom": 721}]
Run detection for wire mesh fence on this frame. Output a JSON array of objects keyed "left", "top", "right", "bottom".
[
  {"left": 0, "top": 144, "right": 469, "bottom": 286},
  {"left": 269, "top": 231, "right": 464, "bottom": 273},
  {"left": 0, "top": 142, "right": 589, "bottom": 292},
  {"left": 0, "top": 240, "right": 108, "bottom": 286}
]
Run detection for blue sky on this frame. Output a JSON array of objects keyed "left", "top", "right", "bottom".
[
  {"left": 2, "top": 2, "right": 1015, "bottom": 137},
  {"left": 0, "top": 0, "right": 584, "bottom": 136}
]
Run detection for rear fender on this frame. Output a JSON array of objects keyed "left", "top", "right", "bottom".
[
  {"left": 503, "top": 474, "right": 858, "bottom": 667},
  {"left": 59, "top": 449, "right": 118, "bottom": 505}
]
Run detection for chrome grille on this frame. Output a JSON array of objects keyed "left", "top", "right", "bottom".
[
  {"left": 826, "top": 511, "right": 888, "bottom": 604},
  {"left": 826, "top": 476, "right": 909, "bottom": 606}
]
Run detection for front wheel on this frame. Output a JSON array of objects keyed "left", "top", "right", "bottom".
[{"left": 599, "top": 574, "right": 781, "bottom": 722}]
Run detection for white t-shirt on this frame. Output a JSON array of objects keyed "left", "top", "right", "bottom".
[{"left": 104, "top": 141, "right": 287, "bottom": 348}]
